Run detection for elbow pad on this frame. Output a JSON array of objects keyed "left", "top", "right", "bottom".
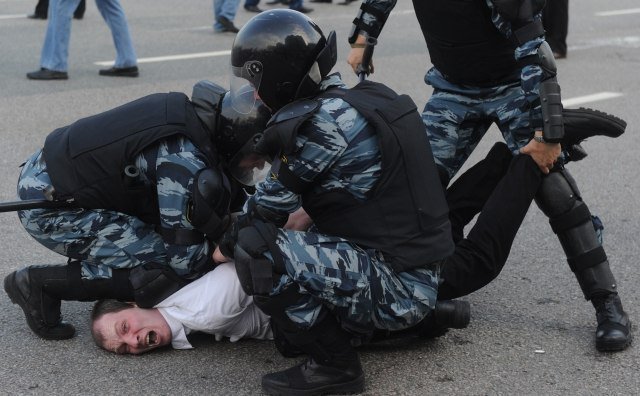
[
  {"left": 189, "top": 167, "right": 232, "bottom": 241},
  {"left": 348, "top": 2, "right": 391, "bottom": 44}
]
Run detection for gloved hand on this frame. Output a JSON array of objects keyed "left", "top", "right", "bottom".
[
  {"left": 216, "top": 221, "right": 238, "bottom": 259},
  {"left": 216, "top": 213, "right": 253, "bottom": 259}
]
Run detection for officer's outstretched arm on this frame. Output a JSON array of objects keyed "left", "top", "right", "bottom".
[
  {"left": 347, "top": 0, "right": 396, "bottom": 73},
  {"left": 492, "top": 0, "right": 564, "bottom": 143}
]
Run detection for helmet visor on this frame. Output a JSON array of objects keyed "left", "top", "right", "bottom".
[
  {"left": 230, "top": 61, "right": 264, "bottom": 114},
  {"left": 228, "top": 135, "right": 271, "bottom": 186}
]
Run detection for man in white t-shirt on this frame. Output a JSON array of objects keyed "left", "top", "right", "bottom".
[{"left": 90, "top": 262, "right": 273, "bottom": 355}]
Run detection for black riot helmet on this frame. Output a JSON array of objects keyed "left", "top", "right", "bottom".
[
  {"left": 229, "top": 9, "right": 337, "bottom": 112},
  {"left": 191, "top": 80, "right": 272, "bottom": 186},
  {"left": 217, "top": 92, "right": 273, "bottom": 186}
]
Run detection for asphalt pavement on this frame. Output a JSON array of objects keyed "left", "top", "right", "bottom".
[{"left": 0, "top": 0, "right": 639, "bottom": 394}]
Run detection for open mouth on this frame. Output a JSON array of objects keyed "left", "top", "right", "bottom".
[{"left": 146, "top": 331, "right": 158, "bottom": 346}]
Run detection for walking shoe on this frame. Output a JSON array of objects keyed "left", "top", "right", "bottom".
[
  {"left": 244, "top": 5, "right": 263, "bottom": 12},
  {"left": 217, "top": 16, "right": 239, "bottom": 33},
  {"left": 3, "top": 268, "right": 75, "bottom": 340},
  {"left": 262, "top": 357, "right": 364, "bottom": 395},
  {"left": 27, "top": 68, "right": 68, "bottom": 80},
  {"left": 593, "top": 294, "right": 632, "bottom": 352},
  {"left": 27, "top": 13, "right": 47, "bottom": 19},
  {"left": 99, "top": 66, "right": 139, "bottom": 77}
]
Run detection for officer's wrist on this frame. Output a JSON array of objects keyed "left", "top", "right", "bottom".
[{"left": 533, "top": 131, "right": 545, "bottom": 143}]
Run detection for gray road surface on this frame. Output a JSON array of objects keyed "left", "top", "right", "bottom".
[{"left": 0, "top": 0, "right": 639, "bottom": 394}]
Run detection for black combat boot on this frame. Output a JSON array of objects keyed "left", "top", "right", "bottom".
[
  {"left": 261, "top": 315, "right": 364, "bottom": 396},
  {"left": 366, "top": 299, "right": 471, "bottom": 343},
  {"left": 4, "top": 265, "right": 76, "bottom": 340},
  {"left": 592, "top": 293, "right": 632, "bottom": 352},
  {"left": 4, "top": 262, "right": 134, "bottom": 340}
]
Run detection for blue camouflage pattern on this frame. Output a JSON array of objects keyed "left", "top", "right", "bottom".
[
  {"left": 270, "top": 229, "right": 439, "bottom": 333},
  {"left": 251, "top": 74, "right": 440, "bottom": 333},
  {"left": 423, "top": 68, "right": 543, "bottom": 179},
  {"left": 17, "top": 136, "right": 212, "bottom": 280},
  {"left": 251, "top": 74, "right": 381, "bottom": 213},
  {"left": 354, "top": 0, "right": 548, "bottom": 180}
]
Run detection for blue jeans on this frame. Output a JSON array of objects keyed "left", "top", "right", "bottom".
[
  {"left": 213, "top": 0, "right": 240, "bottom": 31},
  {"left": 41, "top": 0, "right": 137, "bottom": 72},
  {"left": 289, "top": 0, "right": 303, "bottom": 9}
]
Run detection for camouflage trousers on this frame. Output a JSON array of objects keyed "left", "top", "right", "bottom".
[
  {"left": 423, "top": 68, "right": 543, "bottom": 180},
  {"left": 17, "top": 150, "right": 167, "bottom": 280},
  {"left": 268, "top": 229, "right": 439, "bottom": 334},
  {"left": 423, "top": 69, "right": 605, "bottom": 242}
]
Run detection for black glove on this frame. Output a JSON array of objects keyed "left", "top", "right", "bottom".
[
  {"left": 217, "top": 221, "right": 239, "bottom": 259},
  {"left": 216, "top": 213, "right": 253, "bottom": 259}
]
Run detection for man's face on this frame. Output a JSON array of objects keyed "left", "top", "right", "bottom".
[{"left": 93, "top": 307, "right": 172, "bottom": 355}]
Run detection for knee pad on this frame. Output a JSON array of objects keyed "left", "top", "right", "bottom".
[
  {"left": 234, "top": 221, "right": 284, "bottom": 296},
  {"left": 534, "top": 169, "right": 581, "bottom": 218},
  {"left": 535, "top": 170, "right": 616, "bottom": 298}
]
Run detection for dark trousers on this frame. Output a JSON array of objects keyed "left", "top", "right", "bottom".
[
  {"left": 542, "top": 0, "right": 569, "bottom": 55},
  {"left": 438, "top": 150, "right": 542, "bottom": 300},
  {"left": 34, "top": 0, "right": 86, "bottom": 18}
]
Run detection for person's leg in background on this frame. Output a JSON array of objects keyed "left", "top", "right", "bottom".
[
  {"left": 288, "top": 0, "right": 312, "bottom": 14},
  {"left": 542, "top": 0, "right": 569, "bottom": 58},
  {"left": 29, "top": 0, "right": 49, "bottom": 19},
  {"left": 73, "top": 0, "right": 85, "bottom": 19},
  {"left": 95, "top": 0, "right": 139, "bottom": 76},
  {"left": 214, "top": 0, "right": 241, "bottom": 33},
  {"left": 27, "top": 0, "right": 80, "bottom": 79},
  {"left": 243, "top": 0, "right": 262, "bottom": 13},
  {"left": 29, "top": 0, "right": 85, "bottom": 19}
]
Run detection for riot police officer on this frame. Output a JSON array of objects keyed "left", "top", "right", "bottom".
[
  {"left": 214, "top": 10, "right": 553, "bottom": 395},
  {"left": 347, "top": 0, "right": 631, "bottom": 352},
  {"left": 3, "top": 81, "right": 271, "bottom": 341}
]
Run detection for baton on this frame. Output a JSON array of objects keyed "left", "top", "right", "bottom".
[
  {"left": 0, "top": 198, "right": 76, "bottom": 213},
  {"left": 356, "top": 36, "right": 378, "bottom": 82}
]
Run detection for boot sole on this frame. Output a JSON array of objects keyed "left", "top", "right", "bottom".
[
  {"left": 3, "top": 272, "right": 75, "bottom": 340},
  {"left": 262, "top": 373, "right": 364, "bottom": 396}
]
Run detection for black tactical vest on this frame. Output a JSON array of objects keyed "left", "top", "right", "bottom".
[
  {"left": 263, "top": 81, "right": 454, "bottom": 272},
  {"left": 43, "top": 92, "right": 219, "bottom": 224},
  {"left": 413, "top": 0, "right": 520, "bottom": 86}
]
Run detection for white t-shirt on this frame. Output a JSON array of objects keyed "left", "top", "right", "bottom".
[{"left": 156, "top": 262, "right": 273, "bottom": 349}]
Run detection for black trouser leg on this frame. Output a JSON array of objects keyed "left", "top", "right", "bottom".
[
  {"left": 34, "top": 0, "right": 48, "bottom": 17},
  {"left": 542, "top": 0, "right": 569, "bottom": 55},
  {"left": 73, "top": 0, "right": 85, "bottom": 19},
  {"left": 439, "top": 154, "right": 542, "bottom": 300},
  {"left": 446, "top": 142, "right": 513, "bottom": 243}
]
